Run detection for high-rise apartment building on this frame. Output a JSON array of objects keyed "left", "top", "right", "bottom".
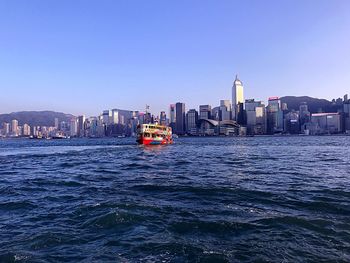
[
  {"left": 11, "top": 119, "right": 18, "bottom": 136},
  {"left": 2, "top": 122, "right": 10, "bottom": 136},
  {"left": 22, "top": 124, "right": 31, "bottom": 136}
]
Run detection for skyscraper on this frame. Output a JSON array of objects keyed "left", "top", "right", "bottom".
[
  {"left": 220, "top": 100, "right": 231, "bottom": 111},
  {"left": 344, "top": 99, "right": 350, "bottom": 132},
  {"left": 299, "top": 102, "right": 311, "bottom": 129},
  {"left": 169, "top": 104, "right": 176, "bottom": 124},
  {"left": 211, "top": 107, "right": 220, "bottom": 121},
  {"left": 175, "top": 102, "right": 186, "bottom": 135},
  {"left": 267, "top": 97, "right": 283, "bottom": 134},
  {"left": 169, "top": 104, "right": 176, "bottom": 131},
  {"left": 112, "top": 110, "right": 119, "bottom": 124},
  {"left": 220, "top": 100, "right": 232, "bottom": 121},
  {"left": 70, "top": 118, "right": 78, "bottom": 137},
  {"left": 54, "top": 118, "right": 59, "bottom": 130},
  {"left": 232, "top": 75, "right": 244, "bottom": 121},
  {"left": 199, "top": 105, "right": 211, "bottom": 119},
  {"left": 22, "top": 124, "right": 31, "bottom": 136},
  {"left": 11, "top": 119, "right": 18, "bottom": 136},
  {"left": 102, "top": 110, "right": 112, "bottom": 125},
  {"left": 186, "top": 109, "right": 198, "bottom": 135},
  {"left": 160, "top": 111, "right": 167, "bottom": 125},
  {"left": 2, "top": 122, "right": 10, "bottom": 136},
  {"left": 77, "top": 115, "right": 86, "bottom": 137},
  {"left": 245, "top": 99, "right": 266, "bottom": 135}
]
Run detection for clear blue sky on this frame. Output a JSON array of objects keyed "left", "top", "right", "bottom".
[{"left": 0, "top": 0, "right": 349, "bottom": 117}]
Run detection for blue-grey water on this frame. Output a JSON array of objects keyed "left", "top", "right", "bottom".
[{"left": 0, "top": 136, "right": 349, "bottom": 262}]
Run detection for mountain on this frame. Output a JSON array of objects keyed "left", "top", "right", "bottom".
[
  {"left": 0, "top": 111, "right": 75, "bottom": 127},
  {"left": 280, "top": 96, "right": 340, "bottom": 113}
]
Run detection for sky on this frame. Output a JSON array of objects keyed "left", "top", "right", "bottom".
[{"left": 0, "top": 0, "right": 350, "bottom": 117}]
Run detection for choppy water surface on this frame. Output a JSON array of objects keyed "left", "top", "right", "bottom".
[{"left": 0, "top": 136, "right": 349, "bottom": 262}]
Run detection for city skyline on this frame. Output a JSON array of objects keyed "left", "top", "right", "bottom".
[{"left": 1, "top": 1, "right": 350, "bottom": 116}]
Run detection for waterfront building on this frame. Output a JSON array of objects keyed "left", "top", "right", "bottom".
[
  {"left": 284, "top": 110, "right": 300, "bottom": 134},
  {"left": 70, "top": 118, "right": 78, "bottom": 137},
  {"left": 32, "top": 126, "right": 37, "bottom": 137},
  {"left": 17, "top": 126, "right": 23, "bottom": 136},
  {"left": 267, "top": 97, "right": 283, "bottom": 134},
  {"left": 236, "top": 102, "right": 246, "bottom": 125},
  {"left": 299, "top": 102, "right": 311, "bottom": 126},
  {"left": 175, "top": 102, "right": 186, "bottom": 135},
  {"left": 186, "top": 109, "right": 198, "bottom": 135},
  {"left": 198, "top": 119, "right": 217, "bottom": 136},
  {"left": 245, "top": 99, "right": 266, "bottom": 135},
  {"left": 129, "top": 116, "right": 139, "bottom": 137},
  {"left": 54, "top": 118, "right": 59, "bottom": 130},
  {"left": 232, "top": 75, "right": 244, "bottom": 121},
  {"left": 2, "top": 122, "right": 10, "bottom": 136},
  {"left": 85, "top": 117, "right": 103, "bottom": 137},
  {"left": 22, "top": 124, "right": 31, "bottom": 136},
  {"left": 102, "top": 110, "right": 112, "bottom": 125},
  {"left": 199, "top": 105, "right": 211, "bottom": 120},
  {"left": 60, "top": 121, "right": 68, "bottom": 132},
  {"left": 255, "top": 105, "right": 267, "bottom": 135},
  {"left": 77, "top": 115, "right": 86, "bottom": 137},
  {"left": 112, "top": 110, "right": 119, "bottom": 124},
  {"left": 343, "top": 99, "right": 350, "bottom": 133},
  {"left": 308, "top": 112, "right": 342, "bottom": 134},
  {"left": 11, "top": 119, "right": 18, "bottom": 136},
  {"left": 112, "top": 109, "right": 138, "bottom": 125}
]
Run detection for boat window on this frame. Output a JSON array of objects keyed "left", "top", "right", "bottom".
[
  {"left": 144, "top": 133, "right": 150, "bottom": 137},
  {"left": 152, "top": 134, "right": 156, "bottom": 138}
]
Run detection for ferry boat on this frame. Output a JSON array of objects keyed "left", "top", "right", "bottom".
[{"left": 136, "top": 124, "right": 173, "bottom": 145}]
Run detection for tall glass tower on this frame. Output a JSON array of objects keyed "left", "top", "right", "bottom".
[{"left": 232, "top": 75, "right": 244, "bottom": 121}]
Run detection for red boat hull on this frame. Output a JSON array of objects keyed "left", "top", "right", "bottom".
[{"left": 137, "top": 137, "right": 173, "bottom": 145}]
